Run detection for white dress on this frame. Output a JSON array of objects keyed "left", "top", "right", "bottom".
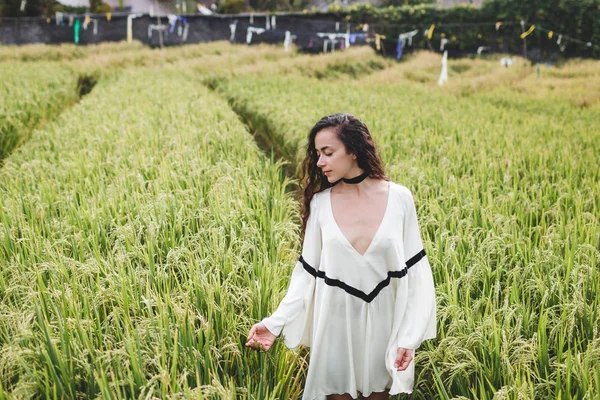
[{"left": 261, "top": 181, "right": 437, "bottom": 400}]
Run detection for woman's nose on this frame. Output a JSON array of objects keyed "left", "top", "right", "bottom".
[{"left": 317, "top": 155, "right": 326, "bottom": 167}]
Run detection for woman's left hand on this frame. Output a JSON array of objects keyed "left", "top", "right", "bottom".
[{"left": 394, "top": 347, "right": 413, "bottom": 371}]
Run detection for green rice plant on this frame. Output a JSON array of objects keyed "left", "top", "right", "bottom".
[
  {"left": 0, "top": 62, "right": 80, "bottom": 162},
  {"left": 209, "top": 63, "right": 600, "bottom": 399},
  {"left": 1, "top": 41, "right": 598, "bottom": 399},
  {"left": 0, "top": 68, "right": 311, "bottom": 399}
]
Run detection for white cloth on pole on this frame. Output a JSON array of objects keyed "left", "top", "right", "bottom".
[
  {"left": 440, "top": 38, "right": 448, "bottom": 51},
  {"left": 438, "top": 50, "right": 448, "bottom": 86}
]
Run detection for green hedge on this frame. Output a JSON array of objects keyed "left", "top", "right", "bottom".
[{"left": 333, "top": 1, "right": 600, "bottom": 59}]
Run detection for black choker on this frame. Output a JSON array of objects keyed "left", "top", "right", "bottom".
[{"left": 333, "top": 171, "right": 369, "bottom": 185}]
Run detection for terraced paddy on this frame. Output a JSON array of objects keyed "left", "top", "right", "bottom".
[{"left": 0, "top": 41, "right": 598, "bottom": 399}]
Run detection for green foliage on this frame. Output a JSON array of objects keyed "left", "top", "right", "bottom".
[
  {"left": 216, "top": 0, "right": 246, "bottom": 13},
  {"left": 336, "top": 1, "right": 600, "bottom": 59},
  {"left": 0, "top": 0, "right": 59, "bottom": 17}
]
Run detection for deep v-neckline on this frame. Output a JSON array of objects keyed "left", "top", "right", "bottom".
[{"left": 328, "top": 181, "right": 392, "bottom": 258}]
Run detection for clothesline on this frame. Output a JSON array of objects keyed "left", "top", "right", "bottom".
[
  {"left": 370, "top": 23, "right": 597, "bottom": 51},
  {"left": 238, "top": 17, "right": 596, "bottom": 50},
  {"left": 369, "top": 20, "right": 523, "bottom": 29},
  {"left": 50, "top": 10, "right": 598, "bottom": 51}
]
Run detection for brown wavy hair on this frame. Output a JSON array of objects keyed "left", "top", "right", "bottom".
[{"left": 299, "top": 113, "right": 389, "bottom": 241}]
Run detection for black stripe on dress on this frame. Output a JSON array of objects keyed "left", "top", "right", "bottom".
[{"left": 298, "top": 249, "right": 426, "bottom": 303}]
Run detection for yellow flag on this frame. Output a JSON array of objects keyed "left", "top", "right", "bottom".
[
  {"left": 84, "top": 15, "right": 90, "bottom": 25},
  {"left": 548, "top": 31, "right": 553, "bottom": 39},
  {"left": 375, "top": 34, "right": 386, "bottom": 51},
  {"left": 495, "top": 21, "right": 503, "bottom": 30},
  {"left": 427, "top": 24, "right": 435, "bottom": 39},
  {"left": 520, "top": 24, "right": 535, "bottom": 39},
  {"left": 46, "top": 17, "right": 51, "bottom": 23},
  {"left": 106, "top": 12, "right": 111, "bottom": 21}
]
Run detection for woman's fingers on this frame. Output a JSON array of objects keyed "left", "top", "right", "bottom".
[
  {"left": 395, "top": 348, "right": 413, "bottom": 371},
  {"left": 247, "top": 325, "right": 257, "bottom": 341}
]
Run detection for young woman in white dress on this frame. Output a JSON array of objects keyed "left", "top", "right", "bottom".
[{"left": 245, "top": 113, "right": 436, "bottom": 400}]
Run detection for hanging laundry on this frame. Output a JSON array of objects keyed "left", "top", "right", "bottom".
[
  {"left": 349, "top": 33, "right": 365, "bottom": 44},
  {"left": 427, "top": 24, "right": 435, "bottom": 40},
  {"left": 500, "top": 57, "right": 514, "bottom": 67},
  {"left": 55, "top": 12, "right": 64, "bottom": 26},
  {"left": 398, "top": 29, "right": 418, "bottom": 46},
  {"left": 167, "top": 15, "right": 187, "bottom": 35},
  {"left": 548, "top": 31, "right": 553, "bottom": 39},
  {"left": 266, "top": 15, "right": 270, "bottom": 30},
  {"left": 271, "top": 15, "right": 276, "bottom": 30},
  {"left": 396, "top": 39, "right": 404, "bottom": 60},
  {"left": 69, "top": 15, "right": 74, "bottom": 27},
  {"left": 495, "top": 21, "right": 503, "bottom": 31},
  {"left": 182, "top": 24, "right": 189, "bottom": 40},
  {"left": 284, "top": 30, "right": 296, "bottom": 51},
  {"left": 309, "top": 39, "right": 313, "bottom": 48},
  {"left": 167, "top": 14, "right": 178, "bottom": 33},
  {"left": 127, "top": 14, "right": 142, "bottom": 42},
  {"left": 91, "top": 19, "right": 98, "bottom": 35},
  {"left": 106, "top": 12, "right": 111, "bottom": 21},
  {"left": 375, "top": 33, "right": 386, "bottom": 51},
  {"left": 74, "top": 19, "right": 80, "bottom": 44},
  {"left": 229, "top": 20, "right": 238, "bottom": 42},
  {"left": 520, "top": 25, "right": 535, "bottom": 39},
  {"left": 246, "top": 27, "right": 265, "bottom": 44},
  {"left": 83, "top": 14, "right": 90, "bottom": 30},
  {"left": 148, "top": 24, "right": 168, "bottom": 38}
]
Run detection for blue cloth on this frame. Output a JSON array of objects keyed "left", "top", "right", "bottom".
[
  {"left": 396, "top": 39, "right": 404, "bottom": 60},
  {"left": 349, "top": 33, "right": 364, "bottom": 44},
  {"left": 170, "top": 16, "right": 187, "bottom": 33}
]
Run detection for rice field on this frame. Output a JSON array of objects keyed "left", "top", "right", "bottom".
[{"left": 0, "top": 41, "right": 598, "bottom": 399}]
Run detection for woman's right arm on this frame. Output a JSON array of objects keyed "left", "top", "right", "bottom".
[{"left": 260, "top": 194, "right": 322, "bottom": 338}]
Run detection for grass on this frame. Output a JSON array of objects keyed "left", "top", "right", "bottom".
[{"left": 0, "top": 40, "right": 598, "bottom": 399}]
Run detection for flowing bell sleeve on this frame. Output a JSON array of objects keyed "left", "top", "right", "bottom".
[
  {"left": 386, "top": 188, "right": 437, "bottom": 394},
  {"left": 260, "top": 194, "right": 321, "bottom": 350}
]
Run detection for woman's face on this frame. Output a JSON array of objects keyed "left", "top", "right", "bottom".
[{"left": 314, "top": 128, "right": 356, "bottom": 182}]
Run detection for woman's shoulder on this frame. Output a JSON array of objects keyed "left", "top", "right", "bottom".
[
  {"left": 389, "top": 180, "right": 408, "bottom": 195},
  {"left": 389, "top": 180, "right": 415, "bottom": 206},
  {"left": 309, "top": 188, "right": 329, "bottom": 211}
]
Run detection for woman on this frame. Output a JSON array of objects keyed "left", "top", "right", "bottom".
[{"left": 246, "top": 113, "right": 437, "bottom": 400}]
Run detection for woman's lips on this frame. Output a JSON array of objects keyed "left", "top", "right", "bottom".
[{"left": 324, "top": 170, "right": 332, "bottom": 175}]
